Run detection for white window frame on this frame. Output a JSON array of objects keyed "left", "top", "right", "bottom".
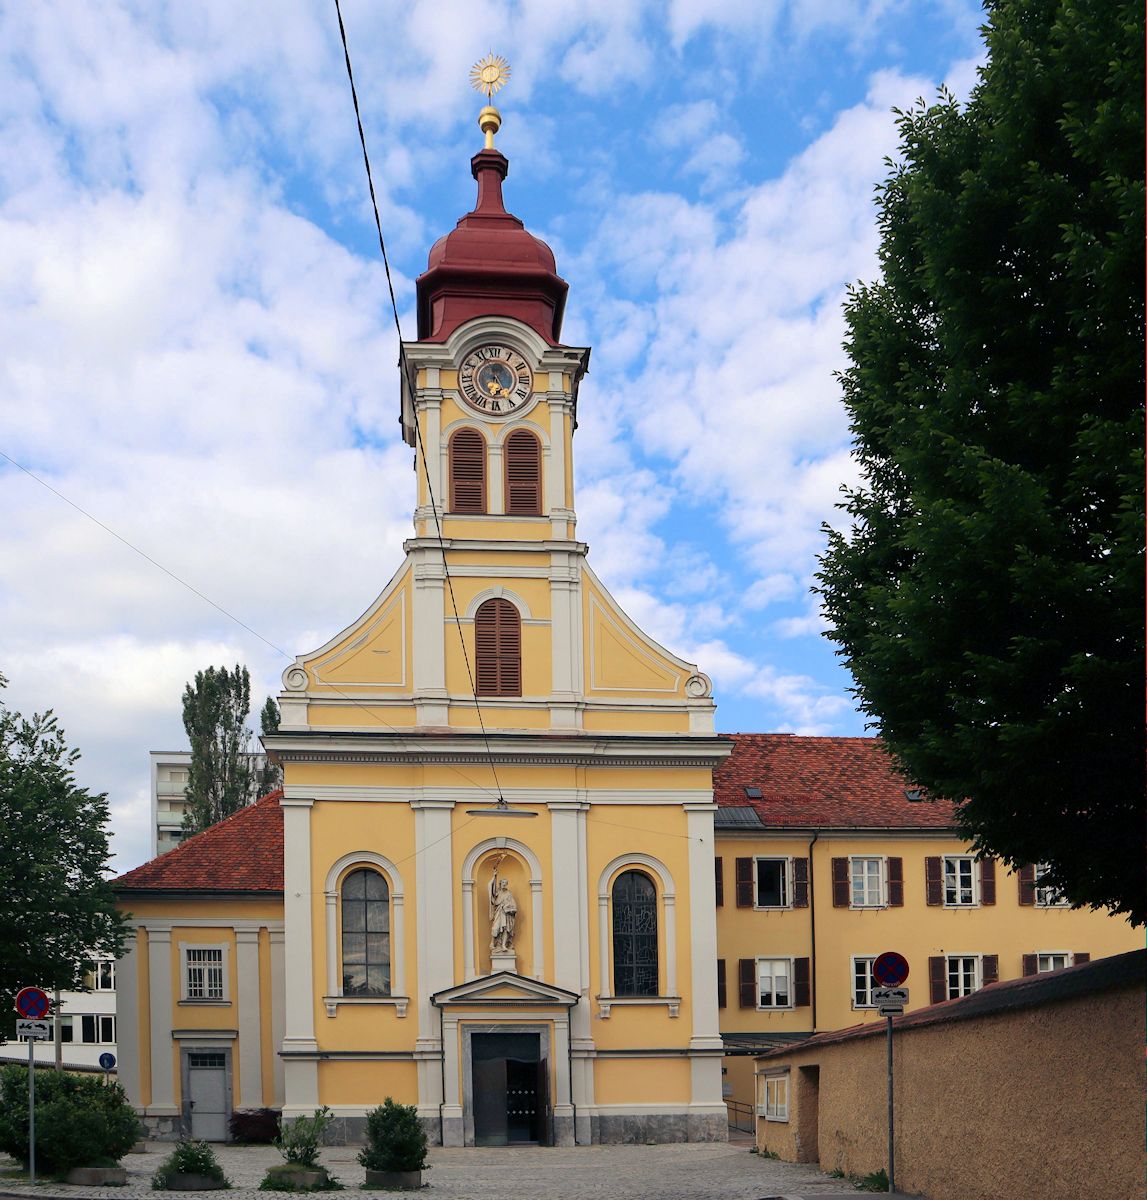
[
  {"left": 850, "top": 857, "right": 886, "bottom": 908},
  {"left": 179, "top": 942, "right": 230, "bottom": 1003},
  {"left": 92, "top": 959, "right": 115, "bottom": 991},
  {"left": 756, "top": 956, "right": 794, "bottom": 1010},
  {"left": 946, "top": 954, "right": 982, "bottom": 999},
  {"left": 753, "top": 857, "right": 792, "bottom": 910},
  {"left": 851, "top": 955, "right": 879, "bottom": 1008},
  {"left": 760, "top": 1073, "right": 789, "bottom": 1121},
  {"left": 1033, "top": 863, "right": 1070, "bottom": 908},
  {"left": 1036, "top": 951, "right": 1072, "bottom": 973},
  {"left": 80, "top": 1014, "right": 116, "bottom": 1044},
  {"left": 942, "top": 855, "right": 978, "bottom": 907}
]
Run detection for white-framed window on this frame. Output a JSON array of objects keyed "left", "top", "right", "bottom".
[
  {"left": 850, "top": 857, "right": 885, "bottom": 907},
  {"left": 943, "top": 856, "right": 978, "bottom": 906},
  {"left": 754, "top": 858, "right": 790, "bottom": 908},
  {"left": 1037, "top": 952, "right": 1071, "bottom": 973},
  {"left": 756, "top": 957, "right": 792, "bottom": 1009},
  {"left": 92, "top": 959, "right": 115, "bottom": 991},
  {"left": 761, "top": 1073, "right": 789, "bottom": 1121},
  {"left": 852, "top": 956, "right": 878, "bottom": 1007},
  {"left": 946, "top": 955, "right": 981, "bottom": 998},
  {"left": 80, "top": 1014, "right": 116, "bottom": 1044},
  {"left": 181, "top": 944, "right": 228, "bottom": 1001},
  {"left": 1034, "top": 864, "right": 1069, "bottom": 908}
]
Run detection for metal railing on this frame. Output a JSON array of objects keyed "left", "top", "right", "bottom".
[{"left": 725, "top": 1098, "right": 755, "bottom": 1134}]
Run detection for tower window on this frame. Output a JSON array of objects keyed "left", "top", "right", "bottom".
[
  {"left": 504, "top": 429, "right": 542, "bottom": 515},
  {"left": 449, "top": 428, "right": 486, "bottom": 513},
  {"left": 474, "top": 597, "right": 521, "bottom": 696}
]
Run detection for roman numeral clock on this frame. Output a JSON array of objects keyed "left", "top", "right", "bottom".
[{"left": 458, "top": 344, "right": 533, "bottom": 415}]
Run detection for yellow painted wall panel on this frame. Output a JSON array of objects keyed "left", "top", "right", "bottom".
[
  {"left": 582, "top": 709, "right": 691, "bottom": 733},
  {"left": 304, "top": 704, "right": 419, "bottom": 728},
  {"left": 318, "top": 1060, "right": 419, "bottom": 1107},
  {"left": 594, "top": 1058, "right": 690, "bottom": 1104},
  {"left": 311, "top": 590, "right": 409, "bottom": 688}
]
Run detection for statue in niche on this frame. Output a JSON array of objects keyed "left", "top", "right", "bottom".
[{"left": 488, "top": 862, "right": 518, "bottom": 953}]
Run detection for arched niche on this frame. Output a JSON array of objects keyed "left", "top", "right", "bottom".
[{"left": 461, "top": 837, "right": 544, "bottom": 982}]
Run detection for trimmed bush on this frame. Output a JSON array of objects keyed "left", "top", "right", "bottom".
[
  {"left": 0, "top": 1065, "right": 140, "bottom": 1174},
  {"left": 152, "top": 1140, "right": 228, "bottom": 1189},
  {"left": 357, "top": 1099, "right": 428, "bottom": 1174},
  {"left": 229, "top": 1107, "right": 281, "bottom": 1144}
]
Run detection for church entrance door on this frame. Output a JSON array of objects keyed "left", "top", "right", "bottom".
[{"left": 470, "top": 1032, "right": 549, "bottom": 1146}]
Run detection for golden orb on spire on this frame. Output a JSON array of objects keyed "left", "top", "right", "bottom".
[{"left": 470, "top": 54, "right": 511, "bottom": 149}]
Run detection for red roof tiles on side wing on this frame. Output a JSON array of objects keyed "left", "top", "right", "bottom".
[
  {"left": 715, "top": 734, "right": 958, "bottom": 828},
  {"left": 113, "top": 789, "right": 284, "bottom": 893}
]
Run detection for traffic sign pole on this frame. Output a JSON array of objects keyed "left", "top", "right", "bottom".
[
  {"left": 27, "top": 1033, "right": 35, "bottom": 1187},
  {"left": 886, "top": 1012, "right": 894, "bottom": 1193}
]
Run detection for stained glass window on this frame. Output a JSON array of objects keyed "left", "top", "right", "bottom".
[
  {"left": 342, "top": 868, "right": 391, "bottom": 996},
  {"left": 612, "top": 869, "right": 658, "bottom": 996}
]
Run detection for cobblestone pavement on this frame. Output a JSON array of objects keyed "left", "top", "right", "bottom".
[{"left": 1, "top": 1140, "right": 867, "bottom": 1200}]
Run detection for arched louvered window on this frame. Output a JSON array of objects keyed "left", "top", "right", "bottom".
[
  {"left": 449, "top": 428, "right": 486, "bottom": 513},
  {"left": 474, "top": 597, "right": 521, "bottom": 697},
  {"left": 612, "top": 869, "right": 658, "bottom": 996},
  {"left": 504, "top": 429, "right": 542, "bottom": 515},
  {"left": 341, "top": 868, "right": 391, "bottom": 996}
]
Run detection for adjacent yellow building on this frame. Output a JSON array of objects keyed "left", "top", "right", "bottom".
[{"left": 112, "top": 109, "right": 1139, "bottom": 1147}]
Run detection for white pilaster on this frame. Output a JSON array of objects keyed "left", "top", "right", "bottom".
[
  {"left": 235, "top": 929, "right": 263, "bottom": 1108},
  {"left": 411, "top": 556, "right": 448, "bottom": 725},
  {"left": 549, "top": 551, "right": 583, "bottom": 729},
  {"left": 114, "top": 932, "right": 141, "bottom": 1109},
  {"left": 685, "top": 803, "right": 724, "bottom": 1107},
  {"left": 146, "top": 927, "right": 176, "bottom": 1115},
  {"left": 422, "top": 391, "right": 443, "bottom": 508},
  {"left": 281, "top": 797, "right": 318, "bottom": 1109},
  {"left": 488, "top": 441, "right": 504, "bottom": 514},
  {"left": 461, "top": 880, "right": 475, "bottom": 981},
  {"left": 269, "top": 930, "right": 285, "bottom": 1104}
]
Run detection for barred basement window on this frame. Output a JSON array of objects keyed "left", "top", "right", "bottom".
[
  {"left": 474, "top": 598, "right": 521, "bottom": 696},
  {"left": 504, "top": 429, "right": 542, "bottom": 515},
  {"left": 612, "top": 869, "right": 658, "bottom": 996},
  {"left": 341, "top": 868, "right": 391, "bottom": 996},
  {"left": 449, "top": 428, "right": 486, "bottom": 513}
]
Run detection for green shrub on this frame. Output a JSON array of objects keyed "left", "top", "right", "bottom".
[
  {"left": 275, "top": 1107, "right": 334, "bottom": 1168},
  {"left": 230, "top": 1107, "right": 281, "bottom": 1144},
  {"left": 0, "top": 1065, "right": 140, "bottom": 1174},
  {"left": 855, "top": 1167, "right": 890, "bottom": 1192},
  {"left": 152, "top": 1140, "right": 227, "bottom": 1189},
  {"left": 357, "top": 1099, "right": 428, "bottom": 1174}
]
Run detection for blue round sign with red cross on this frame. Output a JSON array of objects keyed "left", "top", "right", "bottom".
[
  {"left": 872, "top": 952, "right": 910, "bottom": 988},
  {"left": 15, "top": 987, "right": 50, "bottom": 1019}
]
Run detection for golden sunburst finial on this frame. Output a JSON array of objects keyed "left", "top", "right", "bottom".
[{"left": 470, "top": 54, "right": 511, "bottom": 149}]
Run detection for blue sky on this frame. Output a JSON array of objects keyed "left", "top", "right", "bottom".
[{"left": 0, "top": 0, "right": 986, "bottom": 871}]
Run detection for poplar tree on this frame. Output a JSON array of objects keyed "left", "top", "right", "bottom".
[
  {"left": 818, "top": 0, "right": 1144, "bottom": 922},
  {"left": 181, "top": 665, "right": 255, "bottom": 836}
]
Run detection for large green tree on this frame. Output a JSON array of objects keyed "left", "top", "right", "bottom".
[
  {"left": 0, "top": 676, "right": 127, "bottom": 1029},
  {"left": 818, "top": 0, "right": 1144, "bottom": 922}
]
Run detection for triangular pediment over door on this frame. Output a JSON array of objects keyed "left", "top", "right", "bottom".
[{"left": 431, "top": 971, "right": 579, "bottom": 1009}]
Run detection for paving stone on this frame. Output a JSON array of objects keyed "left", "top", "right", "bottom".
[{"left": 1, "top": 1142, "right": 869, "bottom": 1200}]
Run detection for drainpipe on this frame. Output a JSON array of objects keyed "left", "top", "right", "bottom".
[{"left": 807, "top": 832, "right": 819, "bottom": 1032}]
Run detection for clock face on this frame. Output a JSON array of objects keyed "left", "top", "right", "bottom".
[{"left": 458, "top": 345, "right": 533, "bottom": 415}]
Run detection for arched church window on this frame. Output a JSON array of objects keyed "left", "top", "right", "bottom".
[
  {"left": 341, "top": 868, "right": 390, "bottom": 996},
  {"left": 504, "top": 429, "right": 542, "bottom": 515},
  {"left": 612, "top": 869, "right": 659, "bottom": 996},
  {"left": 474, "top": 598, "right": 521, "bottom": 697},
  {"left": 449, "top": 428, "right": 486, "bottom": 513}
]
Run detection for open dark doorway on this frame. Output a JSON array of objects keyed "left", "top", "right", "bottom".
[{"left": 471, "top": 1032, "right": 549, "bottom": 1146}]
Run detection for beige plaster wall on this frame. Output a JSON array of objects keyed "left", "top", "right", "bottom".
[{"left": 757, "top": 982, "right": 1142, "bottom": 1200}]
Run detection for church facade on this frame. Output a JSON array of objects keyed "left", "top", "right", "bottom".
[{"left": 112, "top": 112, "right": 1138, "bottom": 1149}]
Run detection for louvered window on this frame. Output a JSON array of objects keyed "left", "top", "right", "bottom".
[
  {"left": 504, "top": 429, "right": 541, "bottom": 515},
  {"left": 474, "top": 597, "right": 521, "bottom": 696},
  {"left": 449, "top": 428, "right": 486, "bottom": 513},
  {"left": 612, "top": 870, "right": 658, "bottom": 996}
]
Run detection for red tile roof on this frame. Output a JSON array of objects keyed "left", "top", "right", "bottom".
[
  {"left": 715, "top": 734, "right": 958, "bottom": 828},
  {"left": 113, "top": 790, "right": 284, "bottom": 893}
]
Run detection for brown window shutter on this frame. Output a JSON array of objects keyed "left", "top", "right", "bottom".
[
  {"left": 887, "top": 857, "right": 904, "bottom": 906},
  {"left": 792, "top": 857, "right": 809, "bottom": 908},
  {"left": 925, "top": 856, "right": 942, "bottom": 906},
  {"left": 1074, "top": 953, "right": 1090, "bottom": 965},
  {"left": 714, "top": 857, "right": 724, "bottom": 907},
  {"left": 981, "top": 955, "right": 998, "bottom": 986},
  {"left": 1017, "top": 863, "right": 1036, "bottom": 905},
  {"left": 474, "top": 598, "right": 521, "bottom": 697},
  {"left": 449, "top": 428, "right": 486, "bottom": 512},
  {"left": 1022, "top": 954, "right": 1038, "bottom": 976},
  {"left": 929, "top": 956, "right": 947, "bottom": 1003},
  {"left": 739, "top": 958, "right": 756, "bottom": 1008},
  {"left": 793, "top": 957, "right": 811, "bottom": 1007},
  {"left": 717, "top": 959, "right": 727, "bottom": 1009},
  {"left": 831, "top": 857, "right": 849, "bottom": 907},
  {"left": 504, "top": 429, "right": 542, "bottom": 515},
  {"left": 735, "top": 858, "right": 754, "bottom": 907},
  {"left": 979, "top": 858, "right": 996, "bottom": 905}
]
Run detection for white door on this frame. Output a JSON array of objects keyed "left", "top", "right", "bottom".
[{"left": 187, "top": 1052, "right": 229, "bottom": 1141}]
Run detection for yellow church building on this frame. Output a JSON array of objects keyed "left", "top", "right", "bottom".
[{"left": 112, "top": 98, "right": 1138, "bottom": 1147}]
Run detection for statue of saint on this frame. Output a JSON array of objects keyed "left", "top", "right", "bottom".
[{"left": 489, "top": 871, "right": 518, "bottom": 953}]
